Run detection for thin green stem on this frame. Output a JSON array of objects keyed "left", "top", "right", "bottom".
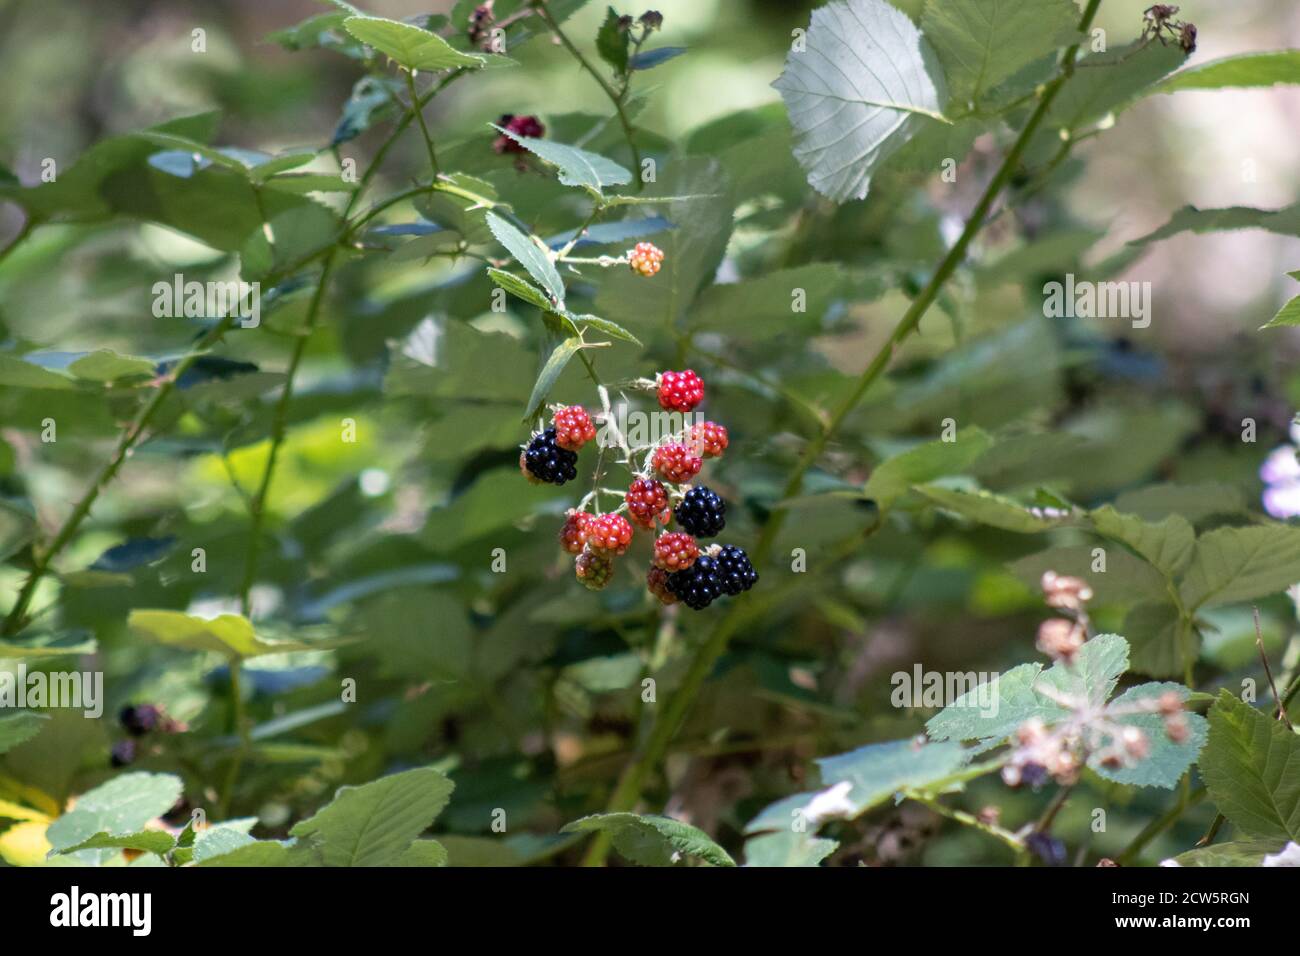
[
  {"left": 0, "top": 215, "right": 38, "bottom": 269},
  {"left": 580, "top": 0, "right": 1106, "bottom": 866},
  {"left": 1116, "top": 786, "right": 1206, "bottom": 865},
  {"left": 404, "top": 70, "right": 441, "bottom": 176},
  {"left": 236, "top": 251, "right": 338, "bottom": 617},
  {"left": 908, "top": 793, "right": 1023, "bottom": 853},
  {"left": 535, "top": 3, "right": 643, "bottom": 186}
]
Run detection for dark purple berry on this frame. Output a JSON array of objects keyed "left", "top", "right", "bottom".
[
  {"left": 110, "top": 739, "right": 136, "bottom": 768},
  {"left": 1026, "top": 831, "right": 1067, "bottom": 867},
  {"left": 524, "top": 428, "right": 578, "bottom": 485},
  {"left": 119, "top": 704, "right": 162, "bottom": 737},
  {"left": 714, "top": 545, "right": 757, "bottom": 595},
  {"left": 667, "top": 554, "right": 721, "bottom": 610},
  {"left": 674, "top": 486, "right": 725, "bottom": 537}
]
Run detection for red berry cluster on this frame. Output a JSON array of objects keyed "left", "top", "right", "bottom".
[{"left": 522, "top": 369, "right": 749, "bottom": 606}]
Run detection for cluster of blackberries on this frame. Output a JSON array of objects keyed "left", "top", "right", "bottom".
[{"left": 531, "top": 369, "right": 758, "bottom": 610}]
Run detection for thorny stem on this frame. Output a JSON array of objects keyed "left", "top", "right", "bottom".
[
  {"left": 909, "top": 793, "right": 1023, "bottom": 853},
  {"left": 580, "top": 0, "right": 1107, "bottom": 867},
  {"left": 535, "top": 2, "right": 643, "bottom": 188}
]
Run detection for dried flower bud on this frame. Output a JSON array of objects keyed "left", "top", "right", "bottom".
[
  {"left": 1179, "top": 22, "right": 1197, "bottom": 54},
  {"left": 1120, "top": 726, "right": 1150, "bottom": 760},
  {"left": 639, "top": 10, "right": 664, "bottom": 31},
  {"left": 1036, "top": 618, "right": 1084, "bottom": 663},
  {"left": 1042, "top": 571, "right": 1093, "bottom": 609},
  {"left": 1096, "top": 857, "right": 1119, "bottom": 867},
  {"left": 977, "top": 806, "right": 1001, "bottom": 826},
  {"left": 1156, "top": 690, "right": 1183, "bottom": 716},
  {"left": 1165, "top": 713, "right": 1190, "bottom": 744},
  {"left": 1016, "top": 717, "right": 1048, "bottom": 746}
]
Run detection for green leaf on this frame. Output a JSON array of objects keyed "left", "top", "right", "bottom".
[
  {"left": 1131, "top": 202, "right": 1300, "bottom": 246},
  {"left": 1111, "top": 482, "right": 1249, "bottom": 524},
  {"left": 743, "top": 830, "right": 838, "bottom": 867},
  {"left": 1090, "top": 505, "right": 1195, "bottom": 581},
  {"left": 1200, "top": 691, "right": 1300, "bottom": 842},
  {"left": 46, "top": 773, "right": 183, "bottom": 853},
  {"left": 0, "top": 354, "right": 76, "bottom": 390},
  {"left": 420, "top": 467, "right": 566, "bottom": 552},
  {"left": 65, "top": 349, "right": 156, "bottom": 383},
  {"left": 566, "top": 313, "right": 643, "bottom": 347},
  {"left": 56, "top": 830, "right": 177, "bottom": 857},
  {"left": 1178, "top": 524, "right": 1300, "bottom": 610},
  {"left": 921, "top": 0, "right": 1079, "bottom": 107},
  {"left": 1045, "top": 40, "right": 1187, "bottom": 130},
  {"left": 773, "top": 0, "right": 947, "bottom": 202},
  {"left": 1173, "top": 840, "right": 1287, "bottom": 867},
  {"left": 128, "top": 609, "right": 318, "bottom": 659},
  {"left": 1009, "top": 545, "right": 1170, "bottom": 606},
  {"left": 1152, "top": 51, "right": 1300, "bottom": 95},
  {"left": 489, "top": 126, "right": 632, "bottom": 193},
  {"left": 1261, "top": 294, "right": 1300, "bottom": 330},
  {"left": 862, "top": 428, "right": 994, "bottom": 508},
  {"left": 525, "top": 314, "right": 585, "bottom": 419},
  {"left": 1123, "top": 602, "right": 1189, "bottom": 680},
  {"left": 596, "top": 7, "right": 629, "bottom": 74},
  {"left": 746, "top": 739, "right": 969, "bottom": 833},
  {"left": 290, "top": 766, "right": 454, "bottom": 866},
  {"left": 688, "top": 264, "right": 846, "bottom": 340},
  {"left": 393, "top": 840, "right": 449, "bottom": 866},
  {"left": 563, "top": 813, "right": 735, "bottom": 867},
  {"left": 342, "top": 16, "right": 485, "bottom": 70},
  {"left": 1095, "top": 682, "right": 1206, "bottom": 789},
  {"left": 594, "top": 158, "right": 733, "bottom": 334},
  {"left": 487, "top": 267, "right": 553, "bottom": 311},
  {"left": 928, "top": 634, "right": 1129, "bottom": 744},
  {"left": 0, "top": 712, "right": 49, "bottom": 755},
  {"left": 486, "top": 211, "right": 565, "bottom": 307},
  {"left": 915, "top": 484, "right": 1079, "bottom": 533}
]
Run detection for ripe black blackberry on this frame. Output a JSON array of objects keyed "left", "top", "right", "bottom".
[
  {"left": 674, "top": 485, "right": 725, "bottom": 537},
  {"left": 714, "top": 545, "right": 757, "bottom": 595},
  {"left": 119, "top": 704, "right": 161, "bottom": 737},
  {"left": 667, "top": 554, "right": 721, "bottom": 610},
  {"left": 524, "top": 428, "right": 578, "bottom": 485}
]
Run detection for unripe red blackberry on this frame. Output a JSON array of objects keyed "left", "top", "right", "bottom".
[
  {"left": 689, "top": 420, "right": 728, "bottom": 458},
  {"left": 646, "top": 566, "right": 677, "bottom": 605},
  {"left": 553, "top": 405, "right": 596, "bottom": 451},
  {"left": 575, "top": 550, "right": 614, "bottom": 590},
  {"left": 559, "top": 510, "right": 591, "bottom": 555},
  {"left": 628, "top": 242, "right": 665, "bottom": 277},
  {"left": 625, "top": 478, "right": 671, "bottom": 529},
  {"left": 651, "top": 442, "right": 702, "bottom": 483},
  {"left": 653, "top": 532, "right": 699, "bottom": 572},
  {"left": 656, "top": 369, "right": 704, "bottom": 412},
  {"left": 494, "top": 114, "right": 545, "bottom": 153},
  {"left": 586, "top": 513, "right": 633, "bottom": 557}
]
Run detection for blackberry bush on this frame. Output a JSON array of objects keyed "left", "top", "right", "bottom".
[{"left": 0, "top": 0, "right": 1296, "bottom": 888}]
